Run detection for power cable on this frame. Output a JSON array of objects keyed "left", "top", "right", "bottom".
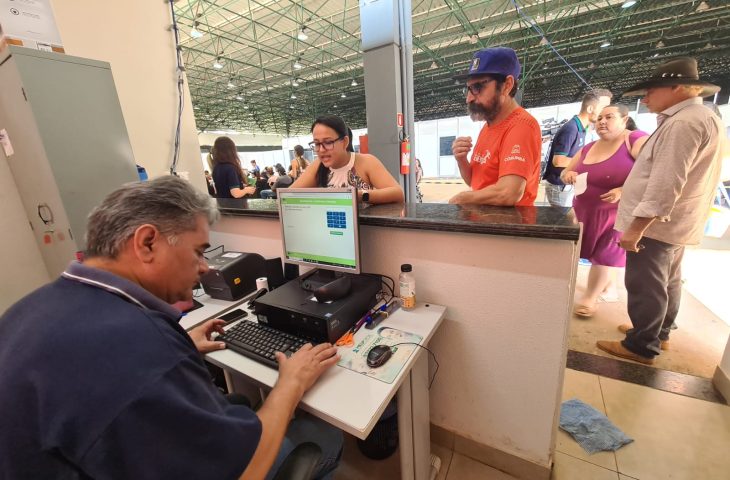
[{"left": 168, "top": 0, "right": 186, "bottom": 175}]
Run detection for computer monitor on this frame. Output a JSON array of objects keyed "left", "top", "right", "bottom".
[{"left": 277, "top": 187, "right": 361, "bottom": 277}]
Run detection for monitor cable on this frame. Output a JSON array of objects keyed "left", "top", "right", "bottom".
[{"left": 390, "top": 342, "right": 440, "bottom": 389}]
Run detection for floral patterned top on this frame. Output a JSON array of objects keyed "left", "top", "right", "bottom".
[{"left": 325, "top": 153, "right": 372, "bottom": 191}]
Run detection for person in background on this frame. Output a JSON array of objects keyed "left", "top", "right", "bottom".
[
  {"left": 204, "top": 169, "right": 216, "bottom": 196},
  {"left": 415, "top": 158, "right": 424, "bottom": 203},
  {"left": 561, "top": 105, "right": 648, "bottom": 318},
  {"left": 211, "top": 136, "right": 256, "bottom": 199},
  {"left": 250, "top": 159, "right": 260, "bottom": 174},
  {"left": 252, "top": 170, "right": 269, "bottom": 197},
  {"left": 289, "top": 145, "right": 310, "bottom": 179},
  {"left": 292, "top": 115, "right": 404, "bottom": 204},
  {"left": 0, "top": 176, "right": 343, "bottom": 479},
  {"left": 449, "top": 47, "right": 541, "bottom": 206},
  {"left": 596, "top": 57, "right": 724, "bottom": 365},
  {"left": 543, "top": 89, "right": 613, "bottom": 207},
  {"left": 260, "top": 164, "right": 293, "bottom": 199}
]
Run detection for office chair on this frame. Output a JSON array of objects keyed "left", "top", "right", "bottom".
[{"left": 226, "top": 394, "right": 323, "bottom": 480}]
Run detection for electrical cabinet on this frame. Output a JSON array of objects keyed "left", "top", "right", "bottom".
[{"left": 0, "top": 46, "right": 138, "bottom": 277}]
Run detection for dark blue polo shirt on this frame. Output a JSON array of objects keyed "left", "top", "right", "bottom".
[
  {"left": 542, "top": 115, "right": 587, "bottom": 185},
  {"left": 213, "top": 163, "right": 243, "bottom": 198},
  {"left": 0, "top": 262, "right": 261, "bottom": 480}
]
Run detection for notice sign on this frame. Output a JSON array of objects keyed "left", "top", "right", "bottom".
[{"left": 0, "top": 0, "right": 63, "bottom": 52}]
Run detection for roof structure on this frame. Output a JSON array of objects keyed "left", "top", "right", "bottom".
[{"left": 173, "top": 0, "right": 730, "bottom": 135}]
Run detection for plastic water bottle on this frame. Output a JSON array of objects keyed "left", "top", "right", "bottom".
[{"left": 399, "top": 264, "right": 416, "bottom": 310}]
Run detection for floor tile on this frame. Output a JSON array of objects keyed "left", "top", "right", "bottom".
[
  {"left": 619, "top": 475, "right": 639, "bottom": 479},
  {"left": 551, "top": 451, "right": 619, "bottom": 480},
  {"left": 568, "top": 264, "right": 730, "bottom": 379},
  {"left": 600, "top": 376, "right": 730, "bottom": 480},
  {"left": 446, "top": 453, "right": 518, "bottom": 480},
  {"left": 556, "top": 369, "right": 618, "bottom": 471}
]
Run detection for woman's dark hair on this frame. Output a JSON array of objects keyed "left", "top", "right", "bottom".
[
  {"left": 211, "top": 136, "right": 244, "bottom": 182},
  {"left": 294, "top": 145, "right": 304, "bottom": 156},
  {"left": 275, "top": 164, "right": 287, "bottom": 176},
  {"left": 310, "top": 114, "right": 353, "bottom": 187},
  {"left": 625, "top": 117, "right": 638, "bottom": 131}
]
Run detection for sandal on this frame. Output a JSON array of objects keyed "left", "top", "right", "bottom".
[{"left": 573, "top": 304, "right": 597, "bottom": 318}]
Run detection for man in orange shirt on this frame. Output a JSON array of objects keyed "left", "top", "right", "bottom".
[{"left": 450, "top": 47, "right": 542, "bottom": 206}]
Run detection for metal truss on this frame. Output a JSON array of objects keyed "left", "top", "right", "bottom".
[{"left": 174, "top": 0, "right": 730, "bottom": 135}]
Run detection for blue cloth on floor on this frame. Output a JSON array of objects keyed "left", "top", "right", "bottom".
[{"left": 559, "top": 398, "right": 633, "bottom": 454}]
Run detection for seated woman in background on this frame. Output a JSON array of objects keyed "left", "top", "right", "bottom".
[
  {"left": 260, "top": 164, "right": 293, "bottom": 199},
  {"left": 289, "top": 144, "right": 310, "bottom": 179},
  {"left": 292, "top": 115, "right": 404, "bottom": 204},
  {"left": 561, "top": 105, "right": 648, "bottom": 318},
  {"left": 211, "top": 136, "right": 257, "bottom": 199}
]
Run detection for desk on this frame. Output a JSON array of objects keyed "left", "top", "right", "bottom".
[
  {"left": 179, "top": 293, "right": 249, "bottom": 331},
  {"left": 206, "top": 302, "right": 446, "bottom": 480}
]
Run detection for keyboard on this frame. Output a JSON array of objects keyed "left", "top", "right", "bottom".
[{"left": 218, "top": 320, "right": 312, "bottom": 369}]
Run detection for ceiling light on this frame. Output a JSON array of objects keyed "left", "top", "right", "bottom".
[
  {"left": 589, "top": 62, "right": 596, "bottom": 68},
  {"left": 696, "top": 1, "right": 709, "bottom": 12},
  {"left": 235, "top": 95, "right": 243, "bottom": 100},
  {"left": 227, "top": 80, "right": 235, "bottom": 88},
  {"left": 292, "top": 80, "right": 299, "bottom": 87},
  {"left": 213, "top": 57, "right": 224, "bottom": 69},
  {"left": 600, "top": 40, "right": 611, "bottom": 48},
  {"left": 454, "top": 80, "right": 460, "bottom": 86},
  {"left": 193, "top": 105, "right": 200, "bottom": 110},
  {"left": 469, "top": 34, "right": 479, "bottom": 44},
  {"left": 351, "top": 79, "right": 358, "bottom": 86},
  {"left": 293, "top": 59, "right": 303, "bottom": 69},
  {"left": 190, "top": 22, "right": 204, "bottom": 39},
  {"left": 291, "top": 94, "right": 297, "bottom": 99},
  {"left": 290, "top": 105, "right": 295, "bottom": 109},
  {"left": 430, "top": 61, "right": 438, "bottom": 70},
  {"left": 651, "top": 53, "right": 660, "bottom": 58},
  {"left": 703, "top": 42, "right": 713, "bottom": 50},
  {"left": 621, "top": 0, "right": 637, "bottom": 8},
  {"left": 244, "top": 104, "right": 249, "bottom": 109},
  {"left": 656, "top": 40, "right": 665, "bottom": 48},
  {"left": 333, "top": 104, "right": 337, "bottom": 108},
  {"left": 539, "top": 37, "right": 548, "bottom": 46},
  {"left": 341, "top": 93, "right": 346, "bottom": 98},
  {"left": 297, "top": 27, "right": 308, "bottom": 41}
]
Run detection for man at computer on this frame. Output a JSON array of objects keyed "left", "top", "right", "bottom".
[{"left": 0, "top": 176, "right": 343, "bottom": 479}]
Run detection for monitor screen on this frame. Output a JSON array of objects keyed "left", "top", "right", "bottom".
[{"left": 277, "top": 188, "right": 360, "bottom": 274}]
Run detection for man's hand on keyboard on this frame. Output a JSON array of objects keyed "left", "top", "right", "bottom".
[
  {"left": 188, "top": 319, "right": 227, "bottom": 353},
  {"left": 275, "top": 343, "right": 339, "bottom": 397}
]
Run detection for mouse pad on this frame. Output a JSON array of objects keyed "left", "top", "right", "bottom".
[{"left": 337, "top": 327, "right": 422, "bottom": 384}]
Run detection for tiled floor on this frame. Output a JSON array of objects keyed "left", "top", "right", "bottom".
[{"left": 336, "top": 368, "right": 730, "bottom": 480}]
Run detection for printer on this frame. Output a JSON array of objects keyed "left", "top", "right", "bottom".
[
  {"left": 200, "top": 251, "right": 284, "bottom": 300},
  {"left": 252, "top": 273, "right": 381, "bottom": 343}
]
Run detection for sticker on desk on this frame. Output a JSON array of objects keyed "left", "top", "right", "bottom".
[
  {"left": 337, "top": 327, "right": 422, "bottom": 384},
  {"left": 221, "top": 252, "right": 242, "bottom": 258}
]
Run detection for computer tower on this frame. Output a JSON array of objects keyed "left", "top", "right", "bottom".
[{"left": 253, "top": 273, "right": 382, "bottom": 343}]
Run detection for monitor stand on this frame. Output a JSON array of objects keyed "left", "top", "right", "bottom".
[{"left": 299, "top": 268, "right": 349, "bottom": 292}]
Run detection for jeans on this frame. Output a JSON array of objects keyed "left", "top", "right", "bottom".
[
  {"left": 265, "top": 412, "right": 343, "bottom": 480},
  {"left": 545, "top": 183, "right": 574, "bottom": 207},
  {"left": 260, "top": 189, "right": 276, "bottom": 199},
  {"left": 622, "top": 237, "right": 685, "bottom": 358}
]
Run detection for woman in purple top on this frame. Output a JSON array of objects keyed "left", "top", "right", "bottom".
[{"left": 561, "top": 105, "right": 648, "bottom": 318}]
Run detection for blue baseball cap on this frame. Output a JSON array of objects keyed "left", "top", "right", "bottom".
[{"left": 454, "top": 47, "right": 521, "bottom": 82}]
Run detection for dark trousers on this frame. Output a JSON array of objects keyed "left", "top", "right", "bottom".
[{"left": 622, "top": 237, "right": 685, "bottom": 358}]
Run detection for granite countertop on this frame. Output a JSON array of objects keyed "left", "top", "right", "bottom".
[{"left": 214, "top": 199, "right": 580, "bottom": 241}]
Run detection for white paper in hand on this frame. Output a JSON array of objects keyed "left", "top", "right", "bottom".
[{"left": 574, "top": 172, "right": 588, "bottom": 196}]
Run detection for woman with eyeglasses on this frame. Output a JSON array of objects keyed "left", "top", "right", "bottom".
[
  {"left": 291, "top": 115, "right": 404, "bottom": 204},
  {"left": 560, "top": 104, "right": 648, "bottom": 318}
]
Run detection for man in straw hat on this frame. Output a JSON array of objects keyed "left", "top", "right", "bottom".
[{"left": 596, "top": 57, "right": 724, "bottom": 365}]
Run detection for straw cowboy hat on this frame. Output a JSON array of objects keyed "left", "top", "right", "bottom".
[{"left": 622, "top": 57, "right": 720, "bottom": 97}]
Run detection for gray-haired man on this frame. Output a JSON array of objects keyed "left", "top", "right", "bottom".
[
  {"left": 0, "top": 176, "right": 342, "bottom": 479},
  {"left": 596, "top": 57, "right": 723, "bottom": 365}
]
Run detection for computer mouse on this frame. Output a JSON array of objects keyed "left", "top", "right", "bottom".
[
  {"left": 313, "top": 276, "right": 352, "bottom": 302},
  {"left": 366, "top": 345, "right": 393, "bottom": 368}
]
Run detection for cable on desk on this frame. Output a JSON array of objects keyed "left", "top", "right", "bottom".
[
  {"left": 204, "top": 245, "right": 224, "bottom": 259},
  {"left": 390, "top": 342, "right": 439, "bottom": 389}
]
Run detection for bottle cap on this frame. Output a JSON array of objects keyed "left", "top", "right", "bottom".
[{"left": 400, "top": 264, "right": 412, "bottom": 272}]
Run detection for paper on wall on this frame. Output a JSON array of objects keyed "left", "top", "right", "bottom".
[{"left": 574, "top": 172, "right": 588, "bottom": 196}]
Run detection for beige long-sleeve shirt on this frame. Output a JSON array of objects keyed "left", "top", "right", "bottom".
[{"left": 615, "top": 97, "right": 724, "bottom": 246}]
